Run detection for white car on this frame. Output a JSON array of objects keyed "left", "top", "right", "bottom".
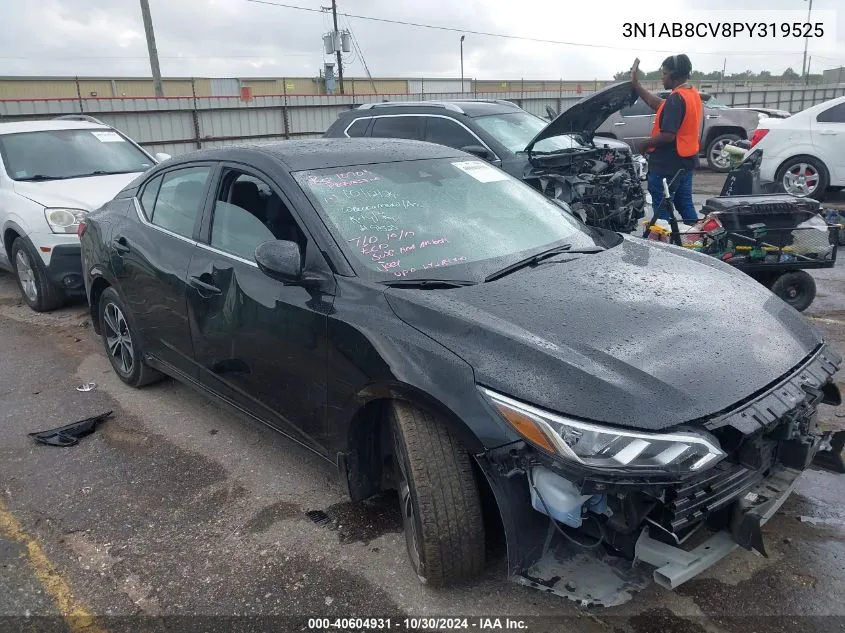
[
  {"left": 0, "top": 116, "right": 169, "bottom": 311},
  {"left": 747, "top": 95, "right": 845, "bottom": 201}
]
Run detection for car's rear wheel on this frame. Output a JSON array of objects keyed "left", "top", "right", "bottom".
[
  {"left": 770, "top": 271, "right": 816, "bottom": 312},
  {"left": 775, "top": 155, "right": 829, "bottom": 201},
  {"left": 98, "top": 287, "right": 164, "bottom": 387},
  {"left": 706, "top": 133, "right": 742, "bottom": 172},
  {"left": 10, "top": 237, "right": 65, "bottom": 312},
  {"left": 389, "top": 401, "right": 485, "bottom": 587}
]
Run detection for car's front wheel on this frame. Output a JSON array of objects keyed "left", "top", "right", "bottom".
[
  {"left": 98, "top": 287, "right": 164, "bottom": 388},
  {"left": 10, "top": 237, "right": 65, "bottom": 312},
  {"left": 389, "top": 401, "right": 485, "bottom": 587}
]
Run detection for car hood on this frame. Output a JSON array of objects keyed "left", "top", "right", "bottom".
[
  {"left": 385, "top": 237, "right": 822, "bottom": 431},
  {"left": 12, "top": 172, "right": 142, "bottom": 211},
  {"left": 525, "top": 82, "right": 638, "bottom": 154}
]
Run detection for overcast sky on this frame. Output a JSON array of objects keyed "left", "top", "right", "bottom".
[{"left": 0, "top": 0, "right": 843, "bottom": 81}]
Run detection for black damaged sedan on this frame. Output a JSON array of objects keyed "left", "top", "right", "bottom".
[{"left": 79, "top": 138, "right": 842, "bottom": 593}]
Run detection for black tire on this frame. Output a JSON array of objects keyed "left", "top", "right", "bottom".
[
  {"left": 706, "top": 133, "right": 742, "bottom": 172},
  {"left": 10, "top": 237, "right": 65, "bottom": 312},
  {"left": 98, "top": 287, "right": 164, "bottom": 388},
  {"left": 775, "top": 155, "right": 830, "bottom": 201},
  {"left": 770, "top": 271, "right": 816, "bottom": 312},
  {"left": 389, "top": 401, "right": 485, "bottom": 587}
]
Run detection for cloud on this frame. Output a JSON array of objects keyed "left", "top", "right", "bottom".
[{"left": 0, "top": 0, "right": 842, "bottom": 79}]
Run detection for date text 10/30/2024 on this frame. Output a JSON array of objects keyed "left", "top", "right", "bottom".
[{"left": 307, "top": 617, "right": 529, "bottom": 630}]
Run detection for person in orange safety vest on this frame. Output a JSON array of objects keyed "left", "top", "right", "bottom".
[{"left": 631, "top": 55, "right": 703, "bottom": 225}]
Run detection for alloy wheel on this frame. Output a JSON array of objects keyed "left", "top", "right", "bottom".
[
  {"left": 710, "top": 139, "right": 733, "bottom": 169},
  {"left": 14, "top": 249, "right": 38, "bottom": 303},
  {"left": 782, "top": 163, "right": 820, "bottom": 196},
  {"left": 103, "top": 302, "right": 135, "bottom": 376}
]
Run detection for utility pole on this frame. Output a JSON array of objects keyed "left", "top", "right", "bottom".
[
  {"left": 331, "top": 0, "right": 344, "bottom": 94},
  {"left": 139, "top": 0, "right": 164, "bottom": 97},
  {"left": 801, "top": 0, "right": 813, "bottom": 82},
  {"left": 460, "top": 35, "right": 465, "bottom": 92}
]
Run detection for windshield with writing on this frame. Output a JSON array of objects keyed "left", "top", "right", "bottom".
[
  {"left": 473, "top": 112, "right": 585, "bottom": 154},
  {"left": 294, "top": 158, "right": 601, "bottom": 280},
  {"left": 0, "top": 129, "right": 153, "bottom": 181}
]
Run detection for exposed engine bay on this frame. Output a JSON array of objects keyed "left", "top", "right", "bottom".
[{"left": 524, "top": 144, "right": 648, "bottom": 234}]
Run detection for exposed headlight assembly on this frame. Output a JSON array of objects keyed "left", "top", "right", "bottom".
[
  {"left": 482, "top": 387, "right": 726, "bottom": 476},
  {"left": 45, "top": 208, "right": 88, "bottom": 234}
]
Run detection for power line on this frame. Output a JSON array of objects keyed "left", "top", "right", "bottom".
[{"left": 244, "top": 0, "right": 806, "bottom": 56}]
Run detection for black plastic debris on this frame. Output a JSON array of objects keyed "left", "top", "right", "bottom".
[
  {"left": 306, "top": 510, "right": 331, "bottom": 526},
  {"left": 28, "top": 411, "right": 113, "bottom": 447}
]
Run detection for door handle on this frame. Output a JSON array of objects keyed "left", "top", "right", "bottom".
[
  {"left": 706, "top": 114, "right": 721, "bottom": 119},
  {"left": 189, "top": 275, "right": 222, "bottom": 297},
  {"left": 819, "top": 131, "right": 838, "bottom": 135},
  {"left": 614, "top": 121, "right": 627, "bottom": 126},
  {"left": 112, "top": 237, "right": 130, "bottom": 254}
]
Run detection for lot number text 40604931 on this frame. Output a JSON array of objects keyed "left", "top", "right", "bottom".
[{"left": 307, "top": 617, "right": 529, "bottom": 630}]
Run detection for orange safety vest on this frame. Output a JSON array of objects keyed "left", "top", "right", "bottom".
[{"left": 649, "top": 85, "right": 703, "bottom": 158}]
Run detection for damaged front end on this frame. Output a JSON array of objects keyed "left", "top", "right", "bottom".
[
  {"left": 478, "top": 343, "right": 842, "bottom": 604},
  {"left": 520, "top": 82, "right": 649, "bottom": 234},
  {"left": 524, "top": 146, "right": 648, "bottom": 234}
]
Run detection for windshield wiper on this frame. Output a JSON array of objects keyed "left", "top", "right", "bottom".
[
  {"left": 484, "top": 243, "right": 604, "bottom": 282},
  {"left": 74, "top": 170, "right": 140, "bottom": 177},
  {"left": 16, "top": 174, "right": 68, "bottom": 182},
  {"left": 381, "top": 278, "right": 477, "bottom": 289}
]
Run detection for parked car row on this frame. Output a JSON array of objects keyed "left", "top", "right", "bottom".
[{"left": 1, "top": 89, "right": 842, "bottom": 598}]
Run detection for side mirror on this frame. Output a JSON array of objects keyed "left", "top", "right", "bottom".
[
  {"left": 255, "top": 240, "right": 303, "bottom": 284},
  {"left": 460, "top": 145, "right": 496, "bottom": 162},
  {"left": 154, "top": 152, "right": 172, "bottom": 162}
]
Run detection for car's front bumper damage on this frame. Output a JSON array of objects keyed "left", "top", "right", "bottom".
[{"left": 475, "top": 343, "right": 842, "bottom": 605}]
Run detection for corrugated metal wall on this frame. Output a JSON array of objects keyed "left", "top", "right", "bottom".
[{"left": 3, "top": 84, "right": 842, "bottom": 158}]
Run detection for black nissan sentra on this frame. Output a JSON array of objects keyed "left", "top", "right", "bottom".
[{"left": 79, "top": 138, "right": 842, "bottom": 594}]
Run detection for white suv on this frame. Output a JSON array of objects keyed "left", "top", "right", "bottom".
[{"left": 0, "top": 116, "right": 169, "bottom": 311}]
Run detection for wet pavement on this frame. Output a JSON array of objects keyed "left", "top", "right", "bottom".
[{"left": 1, "top": 169, "right": 845, "bottom": 632}]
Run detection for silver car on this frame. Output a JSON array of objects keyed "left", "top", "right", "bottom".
[{"left": 596, "top": 91, "right": 760, "bottom": 172}]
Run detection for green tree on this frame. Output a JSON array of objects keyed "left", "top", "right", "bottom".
[{"left": 782, "top": 67, "right": 799, "bottom": 80}]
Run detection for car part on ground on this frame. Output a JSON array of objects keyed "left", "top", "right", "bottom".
[
  {"left": 28, "top": 411, "right": 113, "bottom": 447},
  {"left": 80, "top": 139, "right": 842, "bottom": 599}
]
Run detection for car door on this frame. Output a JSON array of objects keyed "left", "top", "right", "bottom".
[
  {"left": 812, "top": 101, "right": 845, "bottom": 184},
  {"left": 113, "top": 163, "right": 213, "bottom": 379},
  {"left": 610, "top": 98, "right": 656, "bottom": 150},
  {"left": 186, "top": 163, "right": 334, "bottom": 454}
]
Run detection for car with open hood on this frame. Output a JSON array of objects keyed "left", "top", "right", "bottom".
[
  {"left": 0, "top": 116, "right": 169, "bottom": 311},
  {"left": 324, "top": 85, "right": 649, "bottom": 233},
  {"left": 79, "top": 138, "right": 842, "bottom": 598}
]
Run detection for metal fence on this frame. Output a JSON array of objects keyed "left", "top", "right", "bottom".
[{"left": 2, "top": 84, "right": 843, "bottom": 157}]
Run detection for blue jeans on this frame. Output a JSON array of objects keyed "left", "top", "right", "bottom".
[{"left": 647, "top": 170, "right": 698, "bottom": 223}]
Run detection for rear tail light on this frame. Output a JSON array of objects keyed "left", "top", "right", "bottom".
[
  {"left": 77, "top": 221, "right": 87, "bottom": 238},
  {"left": 702, "top": 217, "right": 722, "bottom": 233},
  {"left": 749, "top": 128, "right": 769, "bottom": 148}
]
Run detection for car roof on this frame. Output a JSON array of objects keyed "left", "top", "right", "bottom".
[
  {"left": 164, "top": 138, "right": 468, "bottom": 172},
  {"left": 0, "top": 119, "right": 112, "bottom": 135},
  {"left": 344, "top": 99, "right": 523, "bottom": 118}
]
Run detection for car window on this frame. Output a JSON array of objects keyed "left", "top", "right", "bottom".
[
  {"left": 424, "top": 117, "right": 480, "bottom": 150},
  {"left": 0, "top": 128, "right": 154, "bottom": 181},
  {"left": 345, "top": 119, "right": 370, "bottom": 137},
  {"left": 817, "top": 103, "right": 845, "bottom": 123},
  {"left": 620, "top": 99, "right": 654, "bottom": 117},
  {"left": 370, "top": 116, "right": 423, "bottom": 140},
  {"left": 294, "top": 158, "right": 604, "bottom": 281},
  {"left": 149, "top": 166, "right": 211, "bottom": 239},
  {"left": 209, "top": 170, "right": 304, "bottom": 261},
  {"left": 139, "top": 174, "right": 163, "bottom": 220},
  {"left": 473, "top": 111, "right": 585, "bottom": 154}
]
